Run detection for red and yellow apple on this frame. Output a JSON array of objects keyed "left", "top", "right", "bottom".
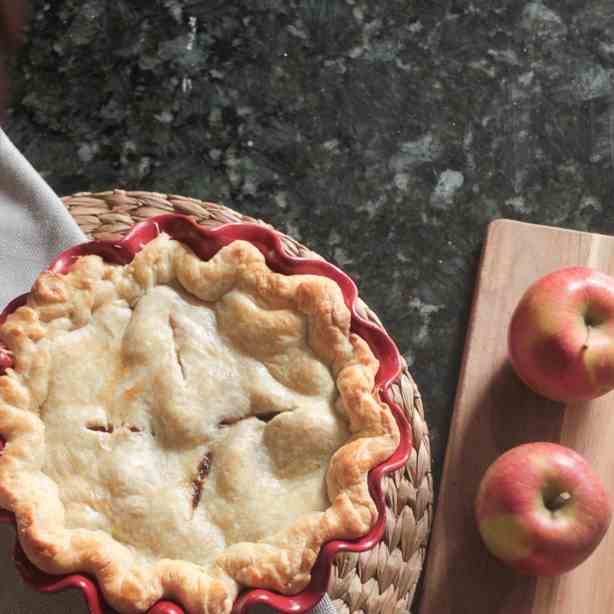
[
  {"left": 509, "top": 266, "right": 614, "bottom": 402},
  {"left": 475, "top": 442, "right": 611, "bottom": 576}
]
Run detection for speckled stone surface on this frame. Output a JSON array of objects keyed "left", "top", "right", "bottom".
[{"left": 6, "top": 0, "right": 614, "bottom": 598}]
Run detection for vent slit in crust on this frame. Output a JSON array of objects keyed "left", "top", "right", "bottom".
[
  {"left": 192, "top": 453, "right": 211, "bottom": 510},
  {"left": 85, "top": 423, "right": 143, "bottom": 434},
  {"left": 219, "top": 412, "right": 278, "bottom": 427},
  {"left": 86, "top": 424, "right": 114, "bottom": 434},
  {"left": 169, "top": 314, "right": 187, "bottom": 380},
  {"left": 255, "top": 412, "right": 278, "bottom": 424}
]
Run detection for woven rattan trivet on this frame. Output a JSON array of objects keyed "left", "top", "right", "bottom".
[{"left": 62, "top": 190, "right": 433, "bottom": 614}]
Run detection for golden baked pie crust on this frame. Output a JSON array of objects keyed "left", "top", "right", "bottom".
[{"left": 0, "top": 235, "right": 399, "bottom": 614}]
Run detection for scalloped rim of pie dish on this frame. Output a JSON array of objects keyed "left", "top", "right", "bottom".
[{"left": 0, "top": 234, "right": 399, "bottom": 614}]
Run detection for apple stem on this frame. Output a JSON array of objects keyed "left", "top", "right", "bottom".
[
  {"left": 583, "top": 325, "right": 591, "bottom": 350},
  {"left": 546, "top": 491, "right": 572, "bottom": 512}
]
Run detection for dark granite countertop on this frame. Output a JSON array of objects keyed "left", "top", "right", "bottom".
[{"left": 6, "top": 0, "right": 614, "bottom": 607}]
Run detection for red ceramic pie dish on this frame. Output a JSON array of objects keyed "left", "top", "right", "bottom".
[{"left": 0, "top": 214, "right": 411, "bottom": 614}]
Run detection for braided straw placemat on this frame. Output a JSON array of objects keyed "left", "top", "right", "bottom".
[{"left": 62, "top": 190, "right": 433, "bottom": 614}]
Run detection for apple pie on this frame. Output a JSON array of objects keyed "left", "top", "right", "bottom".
[{"left": 0, "top": 234, "right": 399, "bottom": 614}]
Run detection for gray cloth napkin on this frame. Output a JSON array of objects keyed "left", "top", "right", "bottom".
[
  {"left": 0, "top": 130, "right": 335, "bottom": 614},
  {"left": 0, "top": 129, "right": 84, "bottom": 308},
  {"left": 0, "top": 129, "right": 88, "bottom": 613}
]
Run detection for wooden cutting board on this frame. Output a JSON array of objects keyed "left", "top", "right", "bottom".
[{"left": 419, "top": 219, "right": 614, "bottom": 614}]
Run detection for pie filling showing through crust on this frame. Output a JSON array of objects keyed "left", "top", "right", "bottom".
[{"left": 0, "top": 234, "right": 399, "bottom": 614}]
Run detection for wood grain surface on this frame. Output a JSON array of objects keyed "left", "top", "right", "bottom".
[{"left": 419, "top": 219, "right": 614, "bottom": 614}]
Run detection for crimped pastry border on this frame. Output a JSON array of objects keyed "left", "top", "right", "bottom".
[{"left": 0, "top": 232, "right": 399, "bottom": 614}]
